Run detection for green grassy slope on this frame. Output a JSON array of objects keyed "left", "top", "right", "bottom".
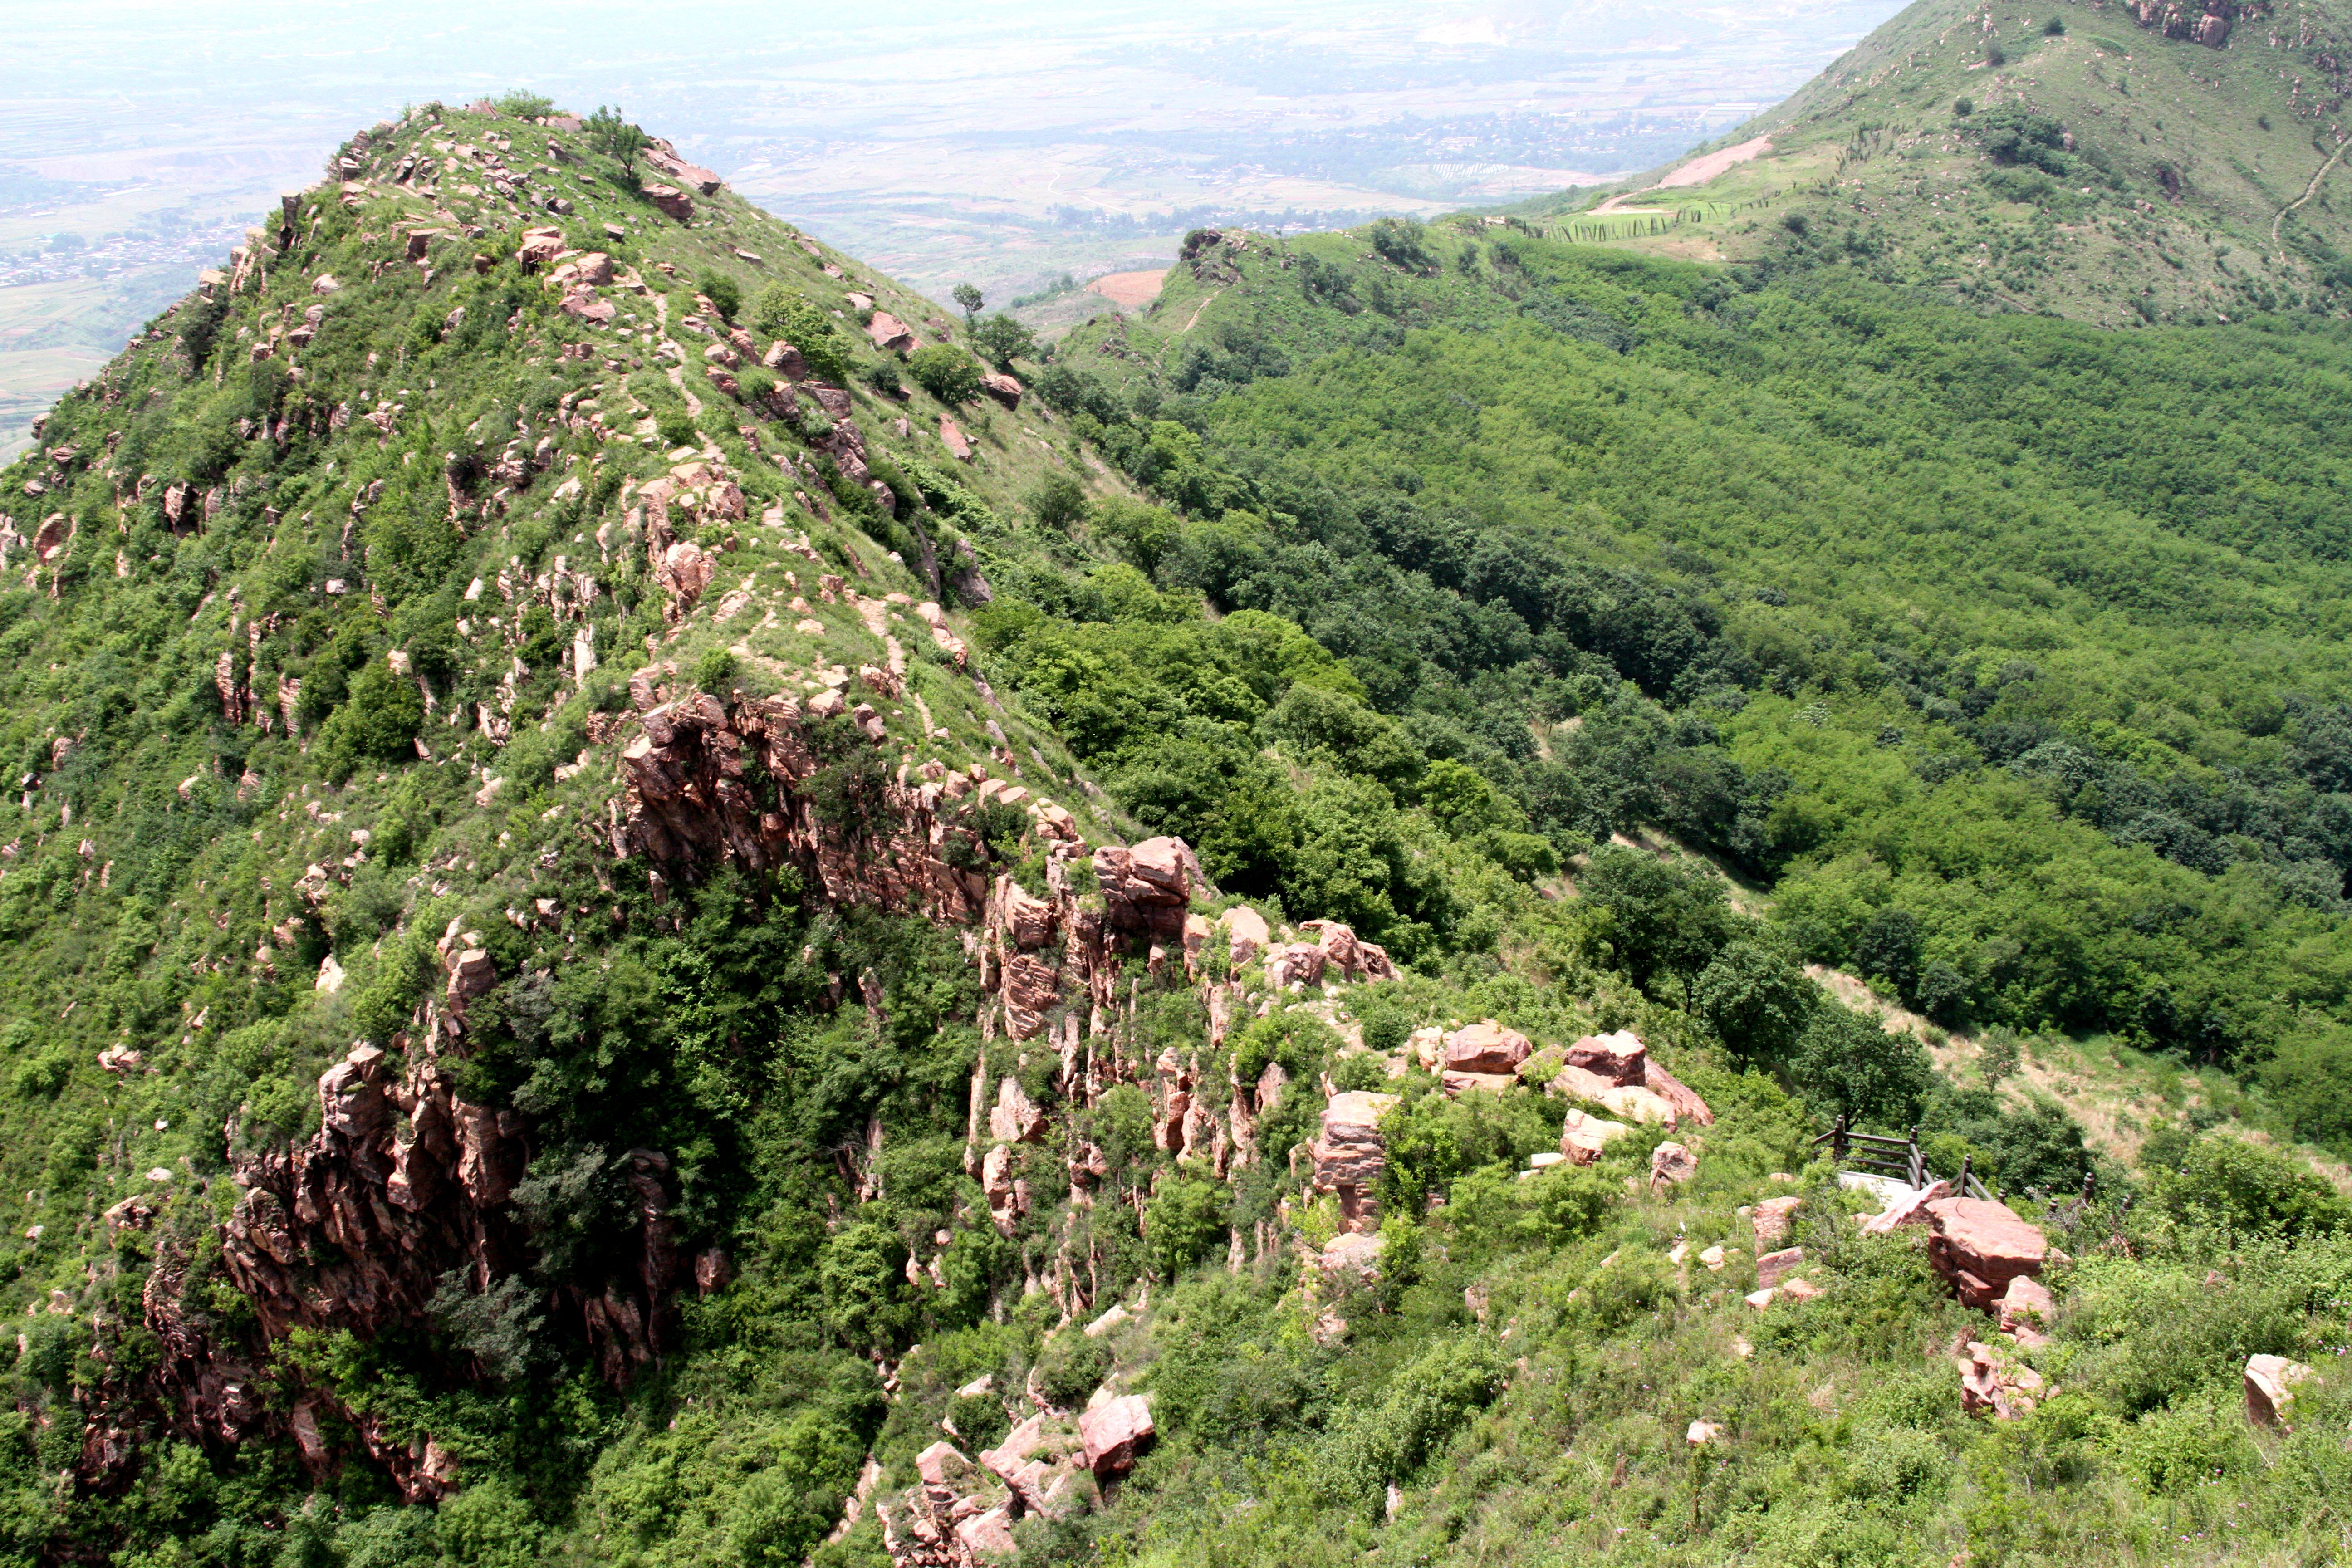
[{"left": 1508, "top": 0, "right": 2352, "bottom": 324}]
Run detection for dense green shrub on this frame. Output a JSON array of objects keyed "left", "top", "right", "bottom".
[{"left": 909, "top": 345, "right": 982, "bottom": 405}]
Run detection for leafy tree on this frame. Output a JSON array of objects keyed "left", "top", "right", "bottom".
[
  {"left": 1028, "top": 472, "right": 1088, "bottom": 532},
  {"left": 909, "top": 345, "right": 982, "bottom": 405},
  {"left": 1577, "top": 845, "right": 1737, "bottom": 996},
  {"left": 970, "top": 314, "right": 1036, "bottom": 371},
  {"left": 1145, "top": 1177, "right": 1228, "bottom": 1281},
  {"left": 692, "top": 647, "right": 739, "bottom": 693},
  {"left": 819, "top": 1222, "right": 911, "bottom": 1355},
  {"left": 1852, "top": 907, "right": 1922, "bottom": 1000},
  {"left": 1368, "top": 218, "right": 1437, "bottom": 274},
  {"left": 494, "top": 92, "right": 556, "bottom": 119},
  {"left": 1972, "top": 104, "right": 2069, "bottom": 172},
  {"left": 585, "top": 106, "right": 652, "bottom": 176},
  {"left": 951, "top": 283, "right": 984, "bottom": 323},
  {"left": 316, "top": 663, "right": 425, "bottom": 782},
  {"left": 1784, "top": 1004, "right": 1934, "bottom": 1128},
  {"left": 1695, "top": 939, "right": 1816, "bottom": 1064},
  {"left": 436, "top": 1478, "right": 541, "bottom": 1568}
]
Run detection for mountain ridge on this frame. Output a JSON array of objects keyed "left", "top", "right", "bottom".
[{"left": 0, "top": 74, "right": 2350, "bottom": 1568}]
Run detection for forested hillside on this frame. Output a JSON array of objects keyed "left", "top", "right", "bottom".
[
  {"left": 0, "top": 79, "right": 2346, "bottom": 1568},
  {"left": 1049, "top": 215, "right": 2352, "bottom": 1157}
]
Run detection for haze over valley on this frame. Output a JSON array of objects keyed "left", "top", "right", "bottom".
[{"left": 0, "top": 0, "right": 1907, "bottom": 459}]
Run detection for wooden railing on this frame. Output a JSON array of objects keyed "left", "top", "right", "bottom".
[
  {"left": 1811, "top": 1113, "right": 2134, "bottom": 1239},
  {"left": 1813, "top": 1113, "right": 2016, "bottom": 1204}
]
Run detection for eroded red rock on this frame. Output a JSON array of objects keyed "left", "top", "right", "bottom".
[
  {"left": 1079, "top": 1394, "right": 1155, "bottom": 1476},
  {"left": 1443, "top": 1020, "right": 1532, "bottom": 1077},
  {"left": 1752, "top": 1195, "right": 1802, "bottom": 1250},
  {"left": 1925, "top": 1198, "right": 2047, "bottom": 1312},
  {"left": 1650, "top": 1141, "right": 1699, "bottom": 1190},
  {"left": 1311, "top": 1090, "right": 1399, "bottom": 1232}
]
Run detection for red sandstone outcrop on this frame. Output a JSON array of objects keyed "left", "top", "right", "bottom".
[
  {"left": 644, "top": 148, "right": 723, "bottom": 195},
  {"left": 159, "top": 1033, "right": 681, "bottom": 1502},
  {"left": 1438, "top": 1019, "right": 1527, "bottom": 1095},
  {"left": 1860, "top": 1179, "right": 1950, "bottom": 1234},
  {"left": 1752, "top": 1195, "right": 1802, "bottom": 1250},
  {"left": 1923, "top": 1197, "right": 2047, "bottom": 1312},
  {"left": 1649, "top": 1141, "right": 1699, "bottom": 1190},
  {"left": 1310, "top": 1090, "right": 1399, "bottom": 1232},
  {"left": 610, "top": 683, "right": 985, "bottom": 922},
  {"left": 2126, "top": 0, "right": 2242, "bottom": 46},
  {"left": 1219, "top": 905, "right": 1270, "bottom": 965},
  {"left": 1548, "top": 1030, "right": 1713, "bottom": 1127},
  {"left": 1999, "top": 1275, "right": 2055, "bottom": 1348},
  {"left": 1959, "top": 1340, "right": 2046, "bottom": 1420},
  {"left": 1078, "top": 1394, "right": 1154, "bottom": 1476},
  {"left": 1558, "top": 1107, "right": 1628, "bottom": 1164},
  {"left": 867, "top": 311, "right": 918, "bottom": 353},
  {"left": 1093, "top": 837, "right": 1194, "bottom": 937}
]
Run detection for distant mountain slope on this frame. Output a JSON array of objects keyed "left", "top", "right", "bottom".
[{"left": 1514, "top": 0, "right": 2352, "bottom": 323}]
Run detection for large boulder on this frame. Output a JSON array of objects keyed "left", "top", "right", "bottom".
[
  {"left": 1219, "top": 905, "right": 1270, "bottom": 966},
  {"left": 1001, "top": 881, "right": 1055, "bottom": 950},
  {"left": 1559, "top": 1107, "right": 1630, "bottom": 1165},
  {"left": 1443, "top": 1020, "right": 1532, "bottom": 1076},
  {"left": 1266, "top": 941, "right": 1325, "bottom": 989},
  {"left": 1860, "top": 1179, "right": 1950, "bottom": 1235},
  {"left": 645, "top": 149, "right": 723, "bottom": 195},
  {"left": 1311, "top": 1091, "right": 1399, "bottom": 1231},
  {"left": 915, "top": 1440, "right": 986, "bottom": 1492},
  {"left": 514, "top": 227, "right": 566, "bottom": 270},
  {"left": 446, "top": 948, "right": 496, "bottom": 1000},
  {"left": 1094, "top": 837, "right": 1194, "bottom": 936},
  {"left": 957, "top": 1508, "right": 1019, "bottom": 1561},
  {"left": 643, "top": 184, "right": 694, "bottom": 223},
  {"left": 979, "top": 1411, "right": 1090, "bottom": 1513},
  {"left": 1925, "top": 1198, "right": 2048, "bottom": 1312},
  {"left": 1959, "top": 1340, "right": 2045, "bottom": 1421},
  {"left": 1078, "top": 1393, "right": 1154, "bottom": 1476},
  {"left": 1546, "top": 1029, "right": 1710, "bottom": 1127},
  {"left": 1650, "top": 1141, "right": 1699, "bottom": 1191},
  {"left": 1643, "top": 1058, "right": 1715, "bottom": 1126},
  {"left": 939, "top": 415, "right": 973, "bottom": 461},
  {"left": 866, "top": 311, "right": 917, "bottom": 353},
  {"left": 1752, "top": 1195, "right": 1802, "bottom": 1250},
  {"left": 1001, "top": 953, "right": 1059, "bottom": 1039},
  {"left": 2245, "top": 1354, "right": 2316, "bottom": 1427},
  {"left": 1999, "top": 1275, "right": 2056, "bottom": 1348},
  {"left": 981, "top": 1143, "right": 1021, "bottom": 1233},
  {"left": 1566, "top": 1029, "right": 1646, "bottom": 1084},
  {"left": 980, "top": 372, "right": 1024, "bottom": 409},
  {"left": 988, "top": 1077, "right": 1049, "bottom": 1143},
  {"left": 1317, "top": 1230, "right": 1385, "bottom": 1280},
  {"left": 317, "top": 1047, "right": 390, "bottom": 1141}
]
